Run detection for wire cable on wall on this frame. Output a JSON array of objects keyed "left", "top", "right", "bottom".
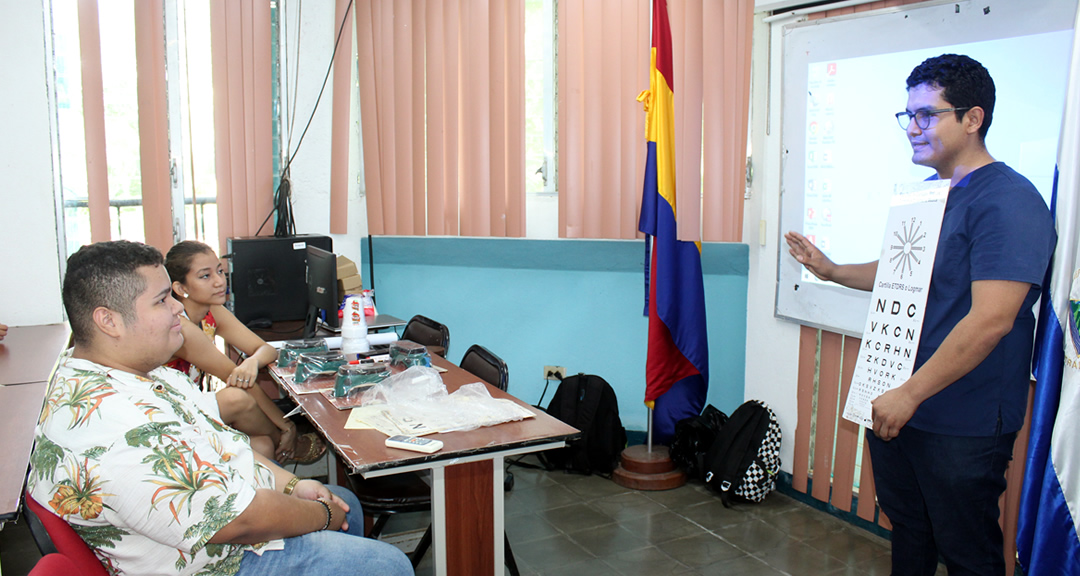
[{"left": 256, "top": 0, "right": 354, "bottom": 237}]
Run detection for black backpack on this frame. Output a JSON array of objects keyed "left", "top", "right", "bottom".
[
  {"left": 703, "top": 400, "right": 781, "bottom": 506},
  {"left": 669, "top": 404, "right": 728, "bottom": 481},
  {"left": 542, "top": 374, "right": 627, "bottom": 475}
]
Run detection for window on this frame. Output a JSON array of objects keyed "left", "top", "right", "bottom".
[
  {"left": 48, "top": 0, "right": 220, "bottom": 257},
  {"left": 170, "top": 0, "right": 219, "bottom": 249},
  {"left": 524, "top": 0, "right": 558, "bottom": 238},
  {"left": 50, "top": 0, "right": 90, "bottom": 257}
]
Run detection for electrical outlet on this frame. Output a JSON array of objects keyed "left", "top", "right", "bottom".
[{"left": 543, "top": 365, "right": 566, "bottom": 381}]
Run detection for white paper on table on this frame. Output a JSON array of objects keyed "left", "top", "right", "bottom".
[
  {"left": 382, "top": 410, "right": 442, "bottom": 436},
  {"left": 343, "top": 405, "right": 425, "bottom": 436},
  {"left": 344, "top": 406, "right": 384, "bottom": 432}
]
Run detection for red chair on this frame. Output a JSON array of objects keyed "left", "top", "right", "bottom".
[
  {"left": 23, "top": 491, "right": 109, "bottom": 576},
  {"left": 28, "top": 554, "right": 83, "bottom": 576}
]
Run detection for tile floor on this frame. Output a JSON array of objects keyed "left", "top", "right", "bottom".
[
  {"left": 408, "top": 455, "right": 946, "bottom": 576},
  {"left": 0, "top": 457, "right": 948, "bottom": 576}
]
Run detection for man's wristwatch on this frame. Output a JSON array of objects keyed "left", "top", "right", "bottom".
[{"left": 283, "top": 476, "right": 300, "bottom": 495}]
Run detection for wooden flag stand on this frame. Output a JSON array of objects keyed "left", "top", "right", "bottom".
[{"left": 613, "top": 408, "right": 686, "bottom": 490}]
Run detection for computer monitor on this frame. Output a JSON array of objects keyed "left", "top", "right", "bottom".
[{"left": 304, "top": 245, "right": 340, "bottom": 338}]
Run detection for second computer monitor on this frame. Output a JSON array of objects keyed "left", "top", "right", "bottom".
[{"left": 304, "top": 245, "right": 340, "bottom": 337}]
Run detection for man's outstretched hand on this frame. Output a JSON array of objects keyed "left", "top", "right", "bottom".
[{"left": 784, "top": 231, "right": 836, "bottom": 282}]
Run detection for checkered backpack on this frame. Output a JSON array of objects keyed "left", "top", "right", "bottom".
[{"left": 702, "top": 400, "right": 782, "bottom": 506}]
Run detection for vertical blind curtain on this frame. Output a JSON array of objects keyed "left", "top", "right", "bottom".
[
  {"left": 557, "top": 0, "right": 650, "bottom": 240},
  {"left": 671, "top": 0, "right": 705, "bottom": 242},
  {"left": 329, "top": 0, "right": 354, "bottom": 235},
  {"left": 558, "top": 0, "right": 753, "bottom": 242},
  {"left": 76, "top": 0, "right": 187, "bottom": 251},
  {"left": 209, "top": 0, "right": 274, "bottom": 253},
  {"left": 355, "top": 0, "right": 526, "bottom": 237},
  {"left": 134, "top": 0, "right": 174, "bottom": 253},
  {"left": 74, "top": 0, "right": 274, "bottom": 253},
  {"left": 77, "top": 0, "right": 111, "bottom": 244},
  {"left": 698, "top": 0, "right": 753, "bottom": 242}
]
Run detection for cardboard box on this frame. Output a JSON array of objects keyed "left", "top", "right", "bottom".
[
  {"left": 336, "top": 255, "right": 358, "bottom": 279},
  {"left": 337, "top": 273, "right": 364, "bottom": 295}
]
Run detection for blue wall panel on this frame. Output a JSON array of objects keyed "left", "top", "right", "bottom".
[{"left": 364, "top": 237, "right": 748, "bottom": 434}]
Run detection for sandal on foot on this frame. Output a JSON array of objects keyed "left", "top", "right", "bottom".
[{"left": 286, "top": 432, "right": 327, "bottom": 465}]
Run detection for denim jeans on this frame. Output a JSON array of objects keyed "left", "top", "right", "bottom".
[
  {"left": 866, "top": 424, "right": 1015, "bottom": 576},
  {"left": 234, "top": 484, "right": 413, "bottom": 576}
]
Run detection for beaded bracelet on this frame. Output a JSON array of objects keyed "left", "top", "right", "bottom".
[
  {"left": 315, "top": 499, "right": 333, "bottom": 531},
  {"left": 283, "top": 476, "right": 300, "bottom": 496}
]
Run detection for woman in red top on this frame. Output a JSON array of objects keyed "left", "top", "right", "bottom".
[{"left": 165, "top": 241, "right": 325, "bottom": 464}]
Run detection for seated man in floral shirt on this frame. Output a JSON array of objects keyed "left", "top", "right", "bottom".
[{"left": 28, "top": 240, "right": 411, "bottom": 576}]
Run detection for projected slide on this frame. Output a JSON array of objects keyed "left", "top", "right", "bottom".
[{"left": 798, "top": 31, "right": 1071, "bottom": 286}]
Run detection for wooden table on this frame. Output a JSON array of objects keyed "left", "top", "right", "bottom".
[
  {"left": 0, "top": 381, "right": 50, "bottom": 523},
  {"left": 0, "top": 324, "right": 70, "bottom": 524},
  {"left": 0, "top": 323, "right": 70, "bottom": 386},
  {"left": 269, "top": 356, "right": 578, "bottom": 576}
]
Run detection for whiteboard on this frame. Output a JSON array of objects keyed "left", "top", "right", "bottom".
[{"left": 775, "top": 0, "right": 1077, "bottom": 336}]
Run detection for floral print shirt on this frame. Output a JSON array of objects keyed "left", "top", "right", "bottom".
[{"left": 28, "top": 352, "right": 283, "bottom": 576}]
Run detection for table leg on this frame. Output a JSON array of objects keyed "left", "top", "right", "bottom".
[
  {"left": 433, "top": 459, "right": 498, "bottom": 576},
  {"left": 330, "top": 450, "right": 343, "bottom": 487}
]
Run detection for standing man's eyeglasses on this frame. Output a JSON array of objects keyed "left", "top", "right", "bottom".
[{"left": 895, "top": 107, "right": 972, "bottom": 130}]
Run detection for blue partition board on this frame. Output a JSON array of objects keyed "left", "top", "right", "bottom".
[{"left": 363, "top": 236, "right": 748, "bottom": 434}]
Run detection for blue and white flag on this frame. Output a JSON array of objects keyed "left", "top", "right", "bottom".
[{"left": 1017, "top": 12, "right": 1080, "bottom": 574}]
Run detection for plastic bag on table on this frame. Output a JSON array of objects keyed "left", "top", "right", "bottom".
[
  {"left": 278, "top": 338, "right": 329, "bottom": 367},
  {"left": 294, "top": 351, "right": 346, "bottom": 384},
  {"left": 358, "top": 365, "right": 447, "bottom": 406},
  {"left": 389, "top": 382, "right": 535, "bottom": 434}
]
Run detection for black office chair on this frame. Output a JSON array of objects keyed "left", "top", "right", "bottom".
[
  {"left": 460, "top": 344, "right": 508, "bottom": 392},
  {"left": 401, "top": 315, "right": 450, "bottom": 356}
]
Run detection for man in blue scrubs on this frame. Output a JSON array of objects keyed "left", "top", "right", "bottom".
[{"left": 785, "top": 54, "right": 1056, "bottom": 575}]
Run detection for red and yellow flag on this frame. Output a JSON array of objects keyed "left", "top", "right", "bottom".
[{"left": 638, "top": 0, "right": 709, "bottom": 443}]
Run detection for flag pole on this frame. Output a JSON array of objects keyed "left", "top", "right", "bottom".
[
  {"left": 614, "top": 0, "right": 690, "bottom": 490},
  {"left": 647, "top": 407, "right": 653, "bottom": 453},
  {"left": 615, "top": 403, "right": 685, "bottom": 489}
]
